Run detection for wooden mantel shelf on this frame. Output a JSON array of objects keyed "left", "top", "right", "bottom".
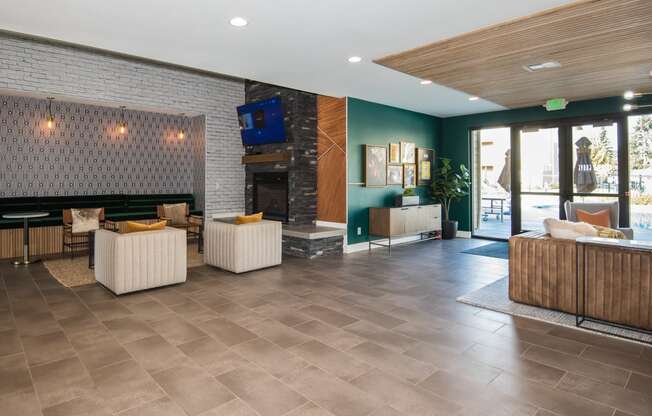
[{"left": 241, "top": 151, "right": 290, "bottom": 165}]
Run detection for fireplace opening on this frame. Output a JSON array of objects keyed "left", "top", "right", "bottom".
[{"left": 253, "top": 172, "right": 288, "bottom": 222}]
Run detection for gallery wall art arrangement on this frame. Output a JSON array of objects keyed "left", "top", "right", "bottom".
[{"left": 363, "top": 141, "right": 433, "bottom": 189}]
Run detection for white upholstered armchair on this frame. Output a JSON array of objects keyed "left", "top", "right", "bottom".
[
  {"left": 204, "top": 219, "right": 282, "bottom": 273},
  {"left": 94, "top": 227, "right": 187, "bottom": 294}
]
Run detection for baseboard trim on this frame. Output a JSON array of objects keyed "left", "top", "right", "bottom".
[{"left": 457, "top": 231, "right": 472, "bottom": 239}]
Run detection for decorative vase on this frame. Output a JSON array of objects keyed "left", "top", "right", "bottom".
[{"left": 442, "top": 220, "right": 458, "bottom": 239}]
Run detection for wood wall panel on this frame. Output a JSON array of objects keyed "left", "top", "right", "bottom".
[
  {"left": 317, "top": 96, "right": 347, "bottom": 224},
  {"left": 376, "top": 0, "right": 652, "bottom": 108}
]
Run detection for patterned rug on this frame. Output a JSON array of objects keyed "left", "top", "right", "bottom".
[
  {"left": 457, "top": 277, "right": 652, "bottom": 344},
  {"left": 461, "top": 241, "right": 509, "bottom": 259},
  {"left": 44, "top": 243, "right": 205, "bottom": 288}
]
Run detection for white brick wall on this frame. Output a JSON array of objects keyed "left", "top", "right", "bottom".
[{"left": 0, "top": 34, "right": 245, "bottom": 217}]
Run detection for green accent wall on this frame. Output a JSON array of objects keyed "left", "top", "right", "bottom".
[
  {"left": 347, "top": 97, "right": 441, "bottom": 245},
  {"left": 440, "top": 96, "right": 631, "bottom": 232}
]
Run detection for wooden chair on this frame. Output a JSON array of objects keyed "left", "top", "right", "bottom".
[
  {"left": 157, "top": 204, "right": 203, "bottom": 248},
  {"left": 62, "top": 208, "right": 112, "bottom": 259}
]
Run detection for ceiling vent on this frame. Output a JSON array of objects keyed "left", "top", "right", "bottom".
[{"left": 524, "top": 61, "right": 562, "bottom": 72}]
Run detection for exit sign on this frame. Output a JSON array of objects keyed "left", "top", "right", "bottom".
[{"left": 545, "top": 98, "right": 568, "bottom": 111}]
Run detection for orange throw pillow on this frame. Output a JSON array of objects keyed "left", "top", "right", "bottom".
[
  {"left": 235, "top": 212, "right": 263, "bottom": 225},
  {"left": 125, "top": 220, "right": 167, "bottom": 233},
  {"left": 576, "top": 209, "right": 611, "bottom": 228}
]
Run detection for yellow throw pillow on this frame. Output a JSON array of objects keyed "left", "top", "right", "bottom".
[
  {"left": 234, "top": 212, "right": 263, "bottom": 225},
  {"left": 125, "top": 220, "right": 167, "bottom": 233},
  {"left": 592, "top": 225, "right": 626, "bottom": 239}
]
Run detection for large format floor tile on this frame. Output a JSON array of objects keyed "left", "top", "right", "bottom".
[{"left": 2, "top": 239, "right": 650, "bottom": 416}]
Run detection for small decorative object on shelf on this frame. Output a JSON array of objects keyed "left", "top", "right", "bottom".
[
  {"left": 395, "top": 188, "right": 419, "bottom": 207},
  {"left": 431, "top": 158, "right": 470, "bottom": 239}
]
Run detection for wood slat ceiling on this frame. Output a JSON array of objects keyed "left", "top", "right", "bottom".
[{"left": 375, "top": 0, "right": 652, "bottom": 109}]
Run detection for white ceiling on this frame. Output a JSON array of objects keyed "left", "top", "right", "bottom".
[{"left": 0, "top": 0, "right": 575, "bottom": 117}]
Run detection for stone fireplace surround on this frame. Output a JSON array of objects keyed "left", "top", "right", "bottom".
[
  {"left": 243, "top": 80, "right": 317, "bottom": 226},
  {"left": 243, "top": 81, "right": 344, "bottom": 258}
]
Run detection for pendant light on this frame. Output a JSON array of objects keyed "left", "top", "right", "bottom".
[
  {"left": 118, "top": 106, "right": 127, "bottom": 134},
  {"left": 178, "top": 113, "right": 186, "bottom": 140},
  {"left": 46, "top": 97, "right": 55, "bottom": 129}
]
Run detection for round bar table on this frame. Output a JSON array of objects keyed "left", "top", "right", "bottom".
[{"left": 2, "top": 212, "right": 49, "bottom": 265}]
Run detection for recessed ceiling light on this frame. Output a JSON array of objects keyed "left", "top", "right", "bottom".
[
  {"left": 229, "top": 17, "right": 248, "bottom": 27},
  {"left": 468, "top": 96, "right": 480, "bottom": 101},
  {"left": 623, "top": 90, "right": 637, "bottom": 100},
  {"left": 524, "top": 61, "right": 561, "bottom": 72},
  {"left": 623, "top": 103, "right": 635, "bottom": 112},
  {"left": 348, "top": 56, "right": 362, "bottom": 63},
  {"left": 420, "top": 80, "right": 432, "bottom": 85}
]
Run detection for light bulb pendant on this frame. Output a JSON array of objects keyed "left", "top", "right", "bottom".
[
  {"left": 178, "top": 129, "right": 185, "bottom": 140},
  {"left": 119, "top": 106, "right": 127, "bottom": 134},
  {"left": 46, "top": 97, "right": 55, "bottom": 129}
]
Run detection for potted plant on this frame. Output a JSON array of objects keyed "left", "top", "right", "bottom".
[{"left": 431, "top": 158, "right": 471, "bottom": 239}]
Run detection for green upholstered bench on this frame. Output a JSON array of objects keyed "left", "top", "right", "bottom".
[{"left": 0, "top": 194, "right": 203, "bottom": 229}]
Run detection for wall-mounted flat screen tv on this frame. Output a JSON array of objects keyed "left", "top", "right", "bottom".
[{"left": 237, "top": 97, "right": 286, "bottom": 145}]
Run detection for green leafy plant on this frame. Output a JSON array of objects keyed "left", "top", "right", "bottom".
[
  {"left": 402, "top": 188, "right": 416, "bottom": 196},
  {"left": 431, "top": 158, "right": 471, "bottom": 221}
]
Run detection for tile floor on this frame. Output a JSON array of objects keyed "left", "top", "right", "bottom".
[{"left": 1, "top": 239, "right": 651, "bottom": 416}]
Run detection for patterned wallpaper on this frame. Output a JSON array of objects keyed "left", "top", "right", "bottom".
[{"left": 0, "top": 95, "right": 204, "bottom": 198}]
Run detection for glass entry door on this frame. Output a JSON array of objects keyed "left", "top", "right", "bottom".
[
  {"left": 628, "top": 113, "right": 652, "bottom": 240},
  {"left": 568, "top": 122, "right": 622, "bottom": 223},
  {"left": 471, "top": 127, "right": 511, "bottom": 239},
  {"left": 512, "top": 119, "right": 629, "bottom": 236},
  {"left": 518, "top": 127, "right": 560, "bottom": 232}
]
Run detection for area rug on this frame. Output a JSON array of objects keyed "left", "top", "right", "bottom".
[
  {"left": 457, "top": 277, "right": 652, "bottom": 344},
  {"left": 461, "top": 242, "right": 509, "bottom": 260},
  {"left": 44, "top": 243, "right": 205, "bottom": 288}
]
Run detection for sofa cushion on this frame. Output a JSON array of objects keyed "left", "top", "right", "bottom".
[
  {"left": 163, "top": 203, "right": 188, "bottom": 225},
  {"left": 71, "top": 208, "right": 101, "bottom": 233},
  {"left": 543, "top": 218, "right": 598, "bottom": 240},
  {"left": 576, "top": 208, "right": 611, "bottom": 228}
]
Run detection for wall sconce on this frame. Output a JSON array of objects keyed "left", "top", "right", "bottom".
[
  {"left": 46, "top": 97, "right": 55, "bottom": 129},
  {"left": 178, "top": 113, "right": 186, "bottom": 140},
  {"left": 118, "top": 106, "right": 127, "bottom": 134}
]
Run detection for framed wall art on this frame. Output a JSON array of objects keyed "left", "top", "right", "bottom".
[
  {"left": 417, "top": 147, "right": 434, "bottom": 186},
  {"left": 388, "top": 143, "right": 400, "bottom": 164},
  {"left": 387, "top": 164, "right": 403, "bottom": 185},
  {"left": 403, "top": 163, "right": 416, "bottom": 188},
  {"left": 364, "top": 144, "right": 387, "bottom": 187},
  {"left": 400, "top": 141, "right": 415, "bottom": 164}
]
